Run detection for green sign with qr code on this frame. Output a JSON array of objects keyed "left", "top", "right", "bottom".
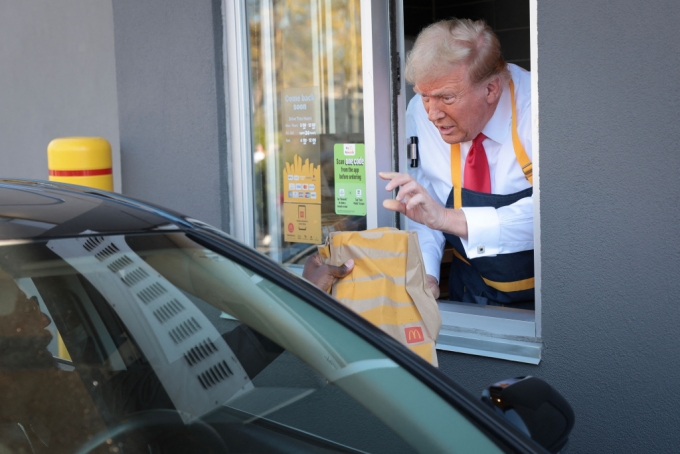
[{"left": 333, "top": 144, "right": 366, "bottom": 216}]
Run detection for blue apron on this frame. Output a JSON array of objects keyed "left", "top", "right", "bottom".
[
  {"left": 444, "top": 79, "right": 534, "bottom": 310},
  {"left": 443, "top": 188, "right": 534, "bottom": 309}
]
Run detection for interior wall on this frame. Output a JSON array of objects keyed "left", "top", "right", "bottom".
[
  {"left": 402, "top": 0, "right": 530, "bottom": 121},
  {"left": 403, "top": 0, "right": 530, "bottom": 70},
  {"left": 437, "top": 1, "right": 680, "bottom": 452},
  {"left": 0, "top": 0, "right": 121, "bottom": 191},
  {"left": 111, "top": 0, "right": 229, "bottom": 230}
]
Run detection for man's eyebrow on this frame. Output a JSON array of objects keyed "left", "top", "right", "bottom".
[{"left": 417, "top": 89, "right": 457, "bottom": 98}]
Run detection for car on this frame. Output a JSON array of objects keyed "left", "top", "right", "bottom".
[{"left": 0, "top": 179, "right": 573, "bottom": 454}]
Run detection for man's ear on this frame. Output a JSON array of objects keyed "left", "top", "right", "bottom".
[{"left": 485, "top": 76, "right": 502, "bottom": 104}]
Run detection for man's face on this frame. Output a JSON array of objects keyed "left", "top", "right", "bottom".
[{"left": 415, "top": 64, "right": 500, "bottom": 144}]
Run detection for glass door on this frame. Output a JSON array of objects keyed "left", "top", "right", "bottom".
[{"left": 245, "top": 0, "right": 367, "bottom": 264}]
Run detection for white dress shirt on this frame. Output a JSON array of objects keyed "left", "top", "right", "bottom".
[{"left": 406, "top": 64, "right": 534, "bottom": 282}]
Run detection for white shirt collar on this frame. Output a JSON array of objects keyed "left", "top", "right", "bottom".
[{"left": 480, "top": 79, "right": 511, "bottom": 146}]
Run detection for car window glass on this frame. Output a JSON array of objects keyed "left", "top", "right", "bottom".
[{"left": 0, "top": 233, "right": 500, "bottom": 454}]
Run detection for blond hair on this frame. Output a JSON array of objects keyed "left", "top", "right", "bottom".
[{"left": 405, "top": 18, "right": 509, "bottom": 86}]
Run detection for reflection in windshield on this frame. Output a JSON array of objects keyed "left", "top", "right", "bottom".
[
  {"left": 48, "top": 235, "right": 254, "bottom": 422},
  {"left": 0, "top": 270, "right": 107, "bottom": 452}
]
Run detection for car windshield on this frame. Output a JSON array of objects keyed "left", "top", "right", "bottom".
[{"left": 0, "top": 232, "right": 500, "bottom": 454}]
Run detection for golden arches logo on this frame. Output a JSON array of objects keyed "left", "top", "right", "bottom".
[{"left": 405, "top": 327, "right": 424, "bottom": 344}]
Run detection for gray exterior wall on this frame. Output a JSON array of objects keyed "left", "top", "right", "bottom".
[
  {"left": 438, "top": 1, "right": 680, "bottom": 453},
  {"left": 0, "top": 0, "right": 121, "bottom": 191},
  {"left": 111, "top": 0, "right": 228, "bottom": 229},
  {"left": 108, "top": 0, "right": 680, "bottom": 452}
]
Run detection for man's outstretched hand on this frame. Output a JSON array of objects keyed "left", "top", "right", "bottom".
[{"left": 302, "top": 254, "right": 354, "bottom": 292}]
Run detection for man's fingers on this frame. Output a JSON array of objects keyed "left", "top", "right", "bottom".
[
  {"left": 395, "top": 180, "right": 420, "bottom": 202},
  {"left": 302, "top": 254, "right": 321, "bottom": 279},
  {"left": 405, "top": 193, "right": 428, "bottom": 211},
  {"left": 378, "top": 171, "right": 399, "bottom": 180},
  {"left": 338, "top": 259, "right": 355, "bottom": 277},
  {"left": 383, "top": 199, "right": 406, "bottom": 213},
  {"left": 307, "top": 253, "right": 323, "bottom": 267},
  {"left": 327, "top": 259, "right": 354, "bottom": 278},
  {"left": 380, "top": 172, "right": 414, "bottom": 192},
  {"left": 388, "top": 174, "right": 414, "bottom": 191}
]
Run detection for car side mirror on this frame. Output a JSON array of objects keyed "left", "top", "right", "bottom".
[{"left": 481, "top": 376, "right": 574, "bottom": 453}]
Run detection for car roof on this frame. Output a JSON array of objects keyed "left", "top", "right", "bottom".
[{"left": 0, "top": 179, "right": 191, "bottom": 240}]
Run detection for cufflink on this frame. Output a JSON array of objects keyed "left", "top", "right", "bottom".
[{"left": 477, "top": 245, "right": 485, "bottom": 254}]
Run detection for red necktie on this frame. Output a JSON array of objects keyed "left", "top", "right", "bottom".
[{"left": 463, "top": 133, "right": 491, "bottom": 193}]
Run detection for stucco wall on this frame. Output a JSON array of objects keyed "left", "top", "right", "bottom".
[
  {"left": 111, "top": 0, "right": 228, "bottom": 229},
  {"left": 438, "top": 1, "right": 680, "bottom": 452},
  {"left": 0, "top": 0, "right": 121, "bottom": 191}
]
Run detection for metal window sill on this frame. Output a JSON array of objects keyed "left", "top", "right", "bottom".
[{"left": 436, "top": 301, "right": 542, "bottom": 365}]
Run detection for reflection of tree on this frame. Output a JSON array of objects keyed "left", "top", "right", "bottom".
[
  {"left": 248, "top": 0, "right": 365, "bottom": 258},
  {"left": 247, "top": 3, "right": 265, "bottom": 239},
  {"left": 277, "top": 0, "right": 363, "bottom": 134}
]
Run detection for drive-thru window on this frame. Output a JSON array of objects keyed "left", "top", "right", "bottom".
[{"left": 223, "top": 0, "right": 541, "bottom": 364}]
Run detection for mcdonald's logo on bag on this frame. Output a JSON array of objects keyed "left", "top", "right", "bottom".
[{"left": 405, "top": 327, "right": 424, "bottom": 344}]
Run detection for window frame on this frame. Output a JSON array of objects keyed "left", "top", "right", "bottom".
[
  {"left": 222, "top": 0, "right": 255, "bottom": 247},
  {"left": 394, "top": 0, "right": 542, "bottom": 364}
]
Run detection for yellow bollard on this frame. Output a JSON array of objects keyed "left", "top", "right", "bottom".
[
  {"left": 47, "top": 137, "right": 113, "bottom": 191},
  {"left": 47, "top": 137, "right": 114, "bottom": 359}
]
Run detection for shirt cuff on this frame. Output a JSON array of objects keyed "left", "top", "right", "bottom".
[
  {"left": 422, "top": 251, "right": 442, "bottom": 283},
  {"left": 460, "top": 206, "right": 501, "bottom": 259}
]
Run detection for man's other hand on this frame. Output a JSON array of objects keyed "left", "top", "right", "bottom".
[
  {"left": 302, "top": 254, "right": 354, "bottom": 293},
  {"left": 426, "top": 274, "right": 440, "bottom": 300},
  {"left": 379, "top": 172, "right": 468, "bottom": 239},
  {"left": 379, "top": 172, "right": 447, "bottom": 230}
]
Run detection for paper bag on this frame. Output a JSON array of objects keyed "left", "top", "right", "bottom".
[{"left": 318, "top": 228, "right": 441, "bottom": 366}]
